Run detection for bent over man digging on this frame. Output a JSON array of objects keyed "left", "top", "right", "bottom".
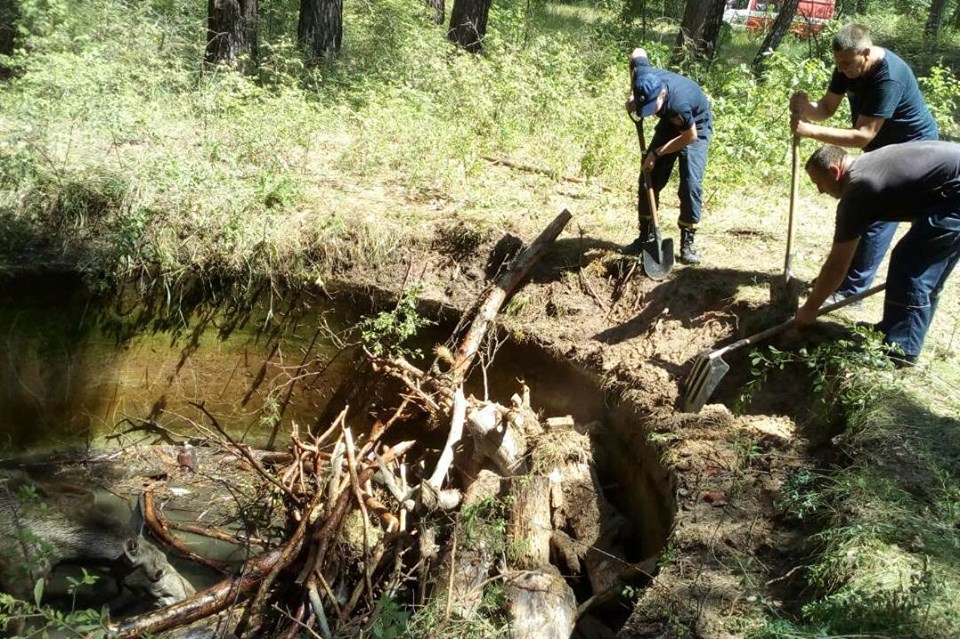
[
  {"left": 789, "top": 23, "right": 938, "bottom": 306},
  {"left": 625, "top": 47, "right": 713, "bottom": 265},
  {"left": 797, "top": 141, "right": 960, "bottom": 367}
]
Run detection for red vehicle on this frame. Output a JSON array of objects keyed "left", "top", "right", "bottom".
[{"left": 724, "top": 0, "right": 836, "bottom": 37}]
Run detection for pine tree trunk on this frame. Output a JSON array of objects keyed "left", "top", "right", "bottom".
[
  {"left": 206, "top": 0, "right": 259, "bottom": 71},
  {"left": 448, "top": 0, "right": 493, "bottom": 52},
  {"left": 426, "top": 0, "right": 444, "bottom": 25},
  {"left": 0, "top": 0, "right": 16, "bottom": 79},
  {"left": 752, "top": 0, "right": 801, "bottom": 74},
  {"left": 673, "top": 0, "right": 727, "bottom": 64},
  {"left": 925, "top": 0, "right": 949, "bottom": 38},
  {"left": 298, "top": 0, "right": 343, "bottom": 61}
]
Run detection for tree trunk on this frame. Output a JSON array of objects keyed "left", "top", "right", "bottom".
[
  {"left": 206, "top": 0, "right": 259, "bottom": 71},
  {"left": 925, "top": 0, "right": 949, "bottom": 38},
  {"left": 0, "top": 0, "right": 17, "bottom": 78},
  {"left": 298, "top": 0, "right": 342, "bottom": 61},
  {"left": 673, "top": 0, "right": 727, "bottom": 63},
  {"left": 752, "top": 0, "right": 801, "bottom": 74},
  {"left": 448, "top": 0, "right": 493, "bottom": 53},
  {"left": 952, "top": 0, "right": 960, "bottom": 30},
  {"left": 427, "top": 0, "right": 444, "bottom": 25},
  {"left": 855, "top": 0, "right": 870, "bottom": 14}
]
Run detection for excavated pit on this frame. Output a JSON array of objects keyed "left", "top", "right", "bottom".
[{"left": 0, "top": 270, "right": 676, "bottom": 637}]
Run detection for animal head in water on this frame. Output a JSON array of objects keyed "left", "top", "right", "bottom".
[{"left": 117, "top": 536, "right": 196, "bottom": 607}]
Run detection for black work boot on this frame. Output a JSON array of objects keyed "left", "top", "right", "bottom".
[
  {"left": 679, "top": 227, "right": 701, "bottom": 265},
  {"left": 624, "top": 219, "right": 654, "bottom": 255}
]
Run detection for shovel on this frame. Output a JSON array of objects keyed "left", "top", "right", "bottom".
[
  {"left": 631, "top": 114, "right": 675, "bottom": 280},
  {"left": 680, "top": 283, "right": 886, "bottom": 413},
  {"left": 770, "top": 135, "right": 804, "bottom": 315}
]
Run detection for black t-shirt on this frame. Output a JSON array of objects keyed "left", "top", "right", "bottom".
[
  {"left": 835, "top": 141, "right": 960, "bottom": 242},
  {"left": 634, "top": 58, "right": 712, "bottom": 136},
  {"left": 828, "top": 48, "right": 938, "bottom": 152}
]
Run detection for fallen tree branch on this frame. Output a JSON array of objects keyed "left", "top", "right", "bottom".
[{"left": 141, "top": 491, "right": 232, "bottom": 574}]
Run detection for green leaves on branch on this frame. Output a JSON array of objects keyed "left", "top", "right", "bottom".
[{"left": 359, "top": 285, "right": 434, "bottom": 360}]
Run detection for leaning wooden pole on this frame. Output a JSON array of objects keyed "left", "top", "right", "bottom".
[{"left": 448, "top": 209, "right": 572, "bottom": 386}]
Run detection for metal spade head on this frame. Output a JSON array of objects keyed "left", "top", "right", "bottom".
[{"left": 680, "top": 348, "right": 731, "bottom": 413}]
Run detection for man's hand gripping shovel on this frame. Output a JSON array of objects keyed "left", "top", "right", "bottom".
[{"left": 630, "top": 112, "right": 674, "bottom": 280}]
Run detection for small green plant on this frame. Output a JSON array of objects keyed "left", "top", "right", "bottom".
[
  {"left": 735, "top": 327, "right": 896, "bottom": 427},
  {"left": 460, "top": 495, "right": 512, "bottom": 556},
  {"left": 779, "top": 468, "right": 827, "bottom": 521},
  {"left": 731, "top": 434, "right": 762, "bottom": 470},
  {"left": 369, "top": 593, "right": 411, "bottom": 639},
  {"left": 358, "top": 285, "right": 435, "bottom": 360},
  {"left": 0, "top": 570, "right": 106, "bottom": 638}
]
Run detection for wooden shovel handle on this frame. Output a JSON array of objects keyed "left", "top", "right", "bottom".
[
  {"left": 785, "top": 135, "right": 799, "bottom": 277},
  {"left": 719, "top": 283, "right": 888, "bottom": 357},
  {"left": 633, "top": 117, "right": 662, "bottom": 229}
]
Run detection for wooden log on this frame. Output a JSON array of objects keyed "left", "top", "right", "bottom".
[
  {"left": 428, "top": 386, "right": 467, "bottom": 489},
  {"left": 507, "top": 475, "right": 552, "bottom": 570},
  {"left": 433, "top": 469, "right": 504, "bottom": 620},
  {"left": 505, "top": 568, "right": 577, "bottom": 639},
  {"left": 466, "top": 402, "right": 527, "bottom": 476},
  {"left": 449, "top": 209, "right": 572, "bottom": 386}
]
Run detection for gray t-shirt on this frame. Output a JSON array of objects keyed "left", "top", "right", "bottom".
[{"left": 835, "top": 141, "right": 960, "bottom": 242}]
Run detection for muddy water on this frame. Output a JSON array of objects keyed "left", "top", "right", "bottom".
[{"left": 0, "top": 271, "right": 675, "bottom": 627}]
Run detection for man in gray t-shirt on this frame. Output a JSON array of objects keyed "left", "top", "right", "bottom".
[
  {"left": 796, "top": 141, "right": 960, "bottom": 365},
  {"left": 790, "top": 23, "right": 938, "bottom": 306}
]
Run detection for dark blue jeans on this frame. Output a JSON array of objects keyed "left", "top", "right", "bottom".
[
  {"left": 879, "top": 205, "right": 960, "bottom": 358},
  {"left": 638, "top": 121, "right": 712, "bottom": 229},
  {"left": 836, "top": 220, "right": 899, "bottom": 297}
]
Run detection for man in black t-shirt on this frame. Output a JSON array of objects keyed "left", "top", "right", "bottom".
[
  {"left": 626, "top": 47, "right": 713, "bottom": 265},
  {"left": 789, "top": 24, "right": 938, "bottom": 306},
  {"left": 797, "top": 141, "right": 960, "bottom": 365}
]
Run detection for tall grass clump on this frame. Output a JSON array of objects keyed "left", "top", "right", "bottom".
[{"left": 744, "top": 341, "right": 960, "bottom": 638}]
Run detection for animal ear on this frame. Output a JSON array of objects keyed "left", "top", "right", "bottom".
[
  {"left": 123, "top": 537, "right": 142, "bottom": 564},
  {"left": 131, "top": 493, "right": 147, "bottom": 536}
]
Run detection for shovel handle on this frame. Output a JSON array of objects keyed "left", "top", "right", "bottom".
[
  {"left": 633, "top": 117, "right": 662, "bottom": 229},
  {"left": 785, "top": 135, "right": 799, "bottom": 277},
  {"left": 717, "top": 283, "right": 888, "bottom": 357}
]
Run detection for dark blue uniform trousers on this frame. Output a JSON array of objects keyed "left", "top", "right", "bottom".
[
  {"left": 836, "top": 220, "right": 899, "bottom": 297},
  {"left": 638, "top": 122, "right": 712, "bottom": 229},
  {"left": 879, "top": 203, "right": 960, "bottom": 358}
]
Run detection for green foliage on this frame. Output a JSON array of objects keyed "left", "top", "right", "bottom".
[
  {"left": 358, "top": 285, "right": 435, "bottom": 359},
  {"left": 778, "top": 468, "right": 827, "bottom": 521},
  {"left": 919, "top": 64, "right": 960, "bottom": 138},
  {"left": 0, "top": 591, "right": 111, "bottom": 638},
  {"left": 369, "top": 594, "right": 411, "bottom": 639},
  {"left": 460, "top": 495, "right": 512, "bottom": 555},
  {"left": 735, "top": 327, "right": 896, "bottom": 426}
]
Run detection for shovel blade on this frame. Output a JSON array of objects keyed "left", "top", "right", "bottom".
[
  {"left": 680, "top": 350, "right": 731, "bottom": 413},
  {"left": 642, "top": 236, "right": 675, "bottom": 281}
]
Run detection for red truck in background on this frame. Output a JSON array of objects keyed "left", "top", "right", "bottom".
[{"left": 724, "top": 0, "right": 836, "bottom": 37}]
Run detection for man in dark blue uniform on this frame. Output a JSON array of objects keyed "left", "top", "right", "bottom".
[
  {"left": 790, "top": 23, "right": 938, "bottom": 305},
  {"left": 797, "top": 141, "right": 960, "bottom": 366},
  {"left": 626, "top": 47, "right": 713, "bottom": 265}
]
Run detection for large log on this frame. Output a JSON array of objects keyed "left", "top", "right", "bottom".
[
  {"left": 505, "top": 568, "right": 577, "bottom": 639},
  {"left": 508, "top": 475, "right": 552, "bottom": 569},
  {"left": 449, "top": 209, "right": 572, "bottom": 386}
]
